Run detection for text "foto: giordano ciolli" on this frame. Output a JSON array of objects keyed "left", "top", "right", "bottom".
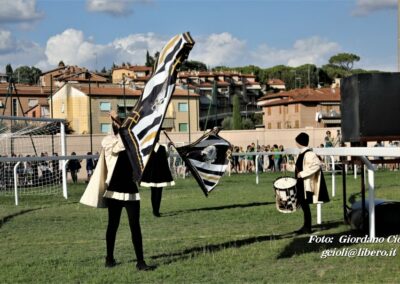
[{"left": 308, "top": 235, "right": 400, "bottom": 244}]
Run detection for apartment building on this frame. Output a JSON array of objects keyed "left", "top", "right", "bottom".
[
  {"left": 177, "top": 71, "right": 263, "bottom": 129},
  {"left": 49, "top": 83, "right": 199, "bottom": 134},
  {"left": 257, "top": 87, "right": 341, "bottom": 129}
]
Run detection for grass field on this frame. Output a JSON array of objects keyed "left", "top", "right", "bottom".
[{"left": 1, "top": 171, "right": 400, "bottom": 283}]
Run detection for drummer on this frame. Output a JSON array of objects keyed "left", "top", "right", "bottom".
[{"left": 294, "top": 132, "right": 330, "bottom": 234}]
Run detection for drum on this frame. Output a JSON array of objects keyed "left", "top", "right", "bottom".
[{"left": 273, "top": 177, "right": 298, "bottom": 213}]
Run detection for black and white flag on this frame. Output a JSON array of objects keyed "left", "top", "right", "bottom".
[
  {"left": 119, "top": 32, "right": 194, "bottom": 181},
  {"left": 175, "top": 128, "right": 231, "bottom": 196}
]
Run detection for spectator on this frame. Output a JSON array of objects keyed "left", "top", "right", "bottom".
[
  {"left": 67, "top": 152, "right": 81, "bottom": 183},
  {"left": 86, "top": 152, "right": 94, "bottom": 183}
]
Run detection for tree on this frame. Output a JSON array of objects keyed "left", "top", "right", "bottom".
[
  {"left": 241, "top": 118, "right": 254, "bottom": 129},
  {"left": 5, "top": 64, "right": 13, "bottom": 82},
  {"left": 58, "top": 61, "right": 65, "bottom": 67},
  {"left": 232, "top": 95, "right": 242, "bottom": 130},
  {"left": 328, "top": 53, "right": 360, "bottom": 71},
  {"left": 145, "top": 51, "right": 159, "bottom": 68},
  {"left": 12, "top": 66, "right": 42, "bottom": 85},
  {"left": 221, "top": 117, "right": 233, "bottom": 130},
  {"left": 180, "top": 60, "right": 207, "bottom": 71}
]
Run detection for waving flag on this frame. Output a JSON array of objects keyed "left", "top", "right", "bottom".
[
  {"left": 119, "top": 32, "right": 194, "bottom": 181},
  {"left": 175, "top": 128, "right": 231, "bottom": 196}
]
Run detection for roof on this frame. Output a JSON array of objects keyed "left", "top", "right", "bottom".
[
  {"left": 113, "top": 65, "right": 153, "bottom": 72},
  {"left": 257, "top": 87, "right": 340, "bottom": 107},
  {"left": 267, "top": 79, "right": 285, "bottom": 85},
  {"left": 0, "top": 84, "right": 55, "bottom": 96}
]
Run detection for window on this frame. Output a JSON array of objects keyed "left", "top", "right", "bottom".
[
  {"left": 277, "top": 122, "right": 281, "bottom": 129},
  {"left": 295, "top": 104, "right": 299, "bottom": 113},
  {"left": 178, "top": 102, "right": 188, "bottom": 112},
  {"left": 100, "top": 123, "right": 111, "bottom": 133},
  {"left": 279, "top": 106, "right": 282, "bottom": 114},
  {"left": 267, "top": 123, "right": 271, "bottom": 129},
  {"left": 285, "top": 106, "right": 288, "bottom": 113},
  {"left": 28, "top": 99, "right": 38, "bottom": 107},
  {"left": 295, "top": 120, "right": 300, "bottom": 128},
  {"left": 179, "top": 123, "right": 188, "bottom": 132},
  {"left": 267, "top": 107, "right": 271, "bottom": 116},
  {"left": 100, "top": 102, "right": 111, "bottom": 111}
]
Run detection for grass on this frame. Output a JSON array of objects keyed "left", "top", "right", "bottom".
[{"left": 0, "top": 171, "right": 400, "bottom": 283}]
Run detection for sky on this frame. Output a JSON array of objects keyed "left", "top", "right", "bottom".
[{"left": 0, "top": 0, "right": 398, "bottom": 73}]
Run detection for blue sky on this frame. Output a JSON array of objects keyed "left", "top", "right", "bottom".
[{"left": 0, "top": 0, "right": 398, "bottom": 73}]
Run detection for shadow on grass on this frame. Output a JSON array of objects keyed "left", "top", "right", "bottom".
[
  {"left": 148, "top": 220, "right": 346, "bottom": 265},
  {"left": 0, "top": 207, "right": 46, "bottom": 229},
  {"left": 277, "top": 229, "right": 364, "bottom": 259},
  {"left": 162, "top": 201, "right": 275, "bottom": 217}
]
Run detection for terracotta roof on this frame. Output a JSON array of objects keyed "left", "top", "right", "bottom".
[
  {"left": 113, "top": 65, "right": 152, "bottom": 72},
  {"left": 258, "top": 87, "right": 340, "bottom": 107},
  {"left": 0, "top": 84, "right": 56, "bottom": 96},
  {"left": 267, "top": 79, "right": 285, "bottom": 85}
]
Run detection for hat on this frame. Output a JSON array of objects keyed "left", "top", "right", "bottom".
[{"left": 295, "top": 132, "right": 309, "bottom": 146}]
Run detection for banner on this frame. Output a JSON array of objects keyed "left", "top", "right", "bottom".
[
  {"left": 175, "top": 128, "right": 231, "bottom": 196},
  {"left": 119, "top": 32, "right": 194, "bottom": 181}
]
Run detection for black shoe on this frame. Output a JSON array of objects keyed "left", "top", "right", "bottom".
[
  {"left": 295, "top": 226, "right": 312, "bottom": 235},
  {"left": 136, "top": 261, "right": 157, "bottom": 271},
  {"left": 153, "top": 212, "right": 161, "bottom": 217},
  {"left": 105, "top": 257, "right": 117, "bottom": 268}
]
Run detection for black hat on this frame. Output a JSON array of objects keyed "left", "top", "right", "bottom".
[{"left": 295, "top": 132, "right": 309, "bottom": 146}]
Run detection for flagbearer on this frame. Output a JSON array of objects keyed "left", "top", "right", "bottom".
[
  {"left": 141, "top": 140, "right": 175, "bottom": 217},
  {"left": 102, "top": 110, "right": 155, "bottom": 271}
]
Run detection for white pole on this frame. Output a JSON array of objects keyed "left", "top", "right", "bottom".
[
  {"left": 354, "top": 164, "right": 357, "bottom": 179},
  {"left": 368, "top": 168, "right": 376, "bottom": 238},
  {"left": 13, "top": 162, "right": 20, "bottom": 206},
  {"left": 228, "top": 160, "right": 231, "bottom": 177},
  {"left": 330, "top": 156, "right": 336, "bottom": 197},
  {"left": 255, "top": 155, "right": 259, "bottom": 185},
  {"left": 60, "top": 122, "right": 68, "bottom": 199},
  {"left": 360, "top": 156, "right": 376, "bottom": 238}
]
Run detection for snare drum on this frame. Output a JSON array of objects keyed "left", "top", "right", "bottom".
[{"left": 273, "top": 176, "right": 298, "bottom": 213}]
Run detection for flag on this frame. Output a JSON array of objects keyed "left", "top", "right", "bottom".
[
  {"left": 119, "top": 32, "right": 194, "bottom": 181},
  {"left": 175, "top": 128, "right": 231, "bottom": 196}
]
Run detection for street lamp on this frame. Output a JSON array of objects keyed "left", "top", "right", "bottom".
[{"left": 246, "top": 102, "right": 251, "bottom": 119}]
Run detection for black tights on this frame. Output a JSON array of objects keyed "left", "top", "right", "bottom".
[
  {"left": 106, "top": 198, "right": 143, "bottom": 262},
  {"left": 297, "top": 188, "right": 312, "bottom": 229},
  {"left": 151, "top": 187, "right": 163, "bottom": 215}
]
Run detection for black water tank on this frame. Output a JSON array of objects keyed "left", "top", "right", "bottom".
[{"left": 341, "top": 73, "right": 400, "bottom": 142}]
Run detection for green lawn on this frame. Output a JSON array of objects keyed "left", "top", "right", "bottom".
[{"left": 0, "top": 171, "right": 399, "bottom": 283}]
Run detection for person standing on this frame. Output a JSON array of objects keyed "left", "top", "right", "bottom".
[
  {"left": 67, "top": 152, "right": 81, "bottom": 183},
  {"left": 140, "top": 141, "right": 175, "bottom": 217},
  {"left": 102, "top": 111, "right": 155, "bottom": 271},
  {"left": 86, "top": 152, "right": 94, "bottom": 183},
  {"left": 294, "top": 132, "right": 330, "bottom": 234}
]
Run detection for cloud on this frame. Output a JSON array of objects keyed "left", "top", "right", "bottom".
[
  {"left": 0, "top": 29, "right": 45, "bottom": 72},
  {"left": 352, "top": 0, "right": 397, "bottom": 16},
  {"left": 1, "top": 29, "right": 391, "bottom": 74},
  {"left": 0, "top": 29, "right": 15, "bottom": 54},
  {"left": 190, "top": 33, "right": 247, "bottom": 67},
  {"left": 251, "top": 36, "right": 341, "bottom": 67},
  {"left": 86, "top": 0, "right": 151, "bottom": 16},
  {"left": 44, "top": 29, "right": 167, "bottom": 70},
  {"left": 0, "top": 0, "right": 43, "bottom": 23}
]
